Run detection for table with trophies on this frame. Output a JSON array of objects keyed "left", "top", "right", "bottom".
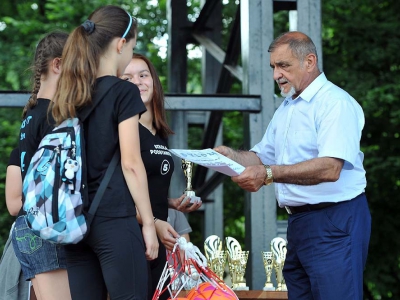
[
  {"left": 178, "top": 234, "right": 288, "bottom": 299},
  {"left": 175, "top": 157, "right": 288, "bottom": 300}
]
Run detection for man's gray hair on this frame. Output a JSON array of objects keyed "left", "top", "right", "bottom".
[{"left": 268, "top": 31, "right": 318, "bottom": 64}]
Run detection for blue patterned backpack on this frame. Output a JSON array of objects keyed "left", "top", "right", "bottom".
[
  {"left": 22, "top": 77, "right": 121, "bottom": 244},
  {"left": 23, "top": 118, "right": 87, "bottom": 244}
]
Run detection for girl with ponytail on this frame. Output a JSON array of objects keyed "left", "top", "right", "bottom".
[{"left": 52, "top": 5, "right": 158, "bottom": 300}]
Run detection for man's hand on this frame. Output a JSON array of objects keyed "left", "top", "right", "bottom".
[
  {"left": 231, "top": 165, "right": 266, "bottom": 192},
  {"left": 214, "top": 145, "right": 234, "bottom": 159},
  {"left": 214, "top": 146, "right": 262, "bottom": 167}
]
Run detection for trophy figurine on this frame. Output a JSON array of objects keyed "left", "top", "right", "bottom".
[
  {"left": 281, "top": 278, "right": 287, "bottom": 292},
  {"left": 225, "top": 237, "right": 249, "bottom": 290},
  {"left": 271, "top": 237, "right": 287, "bottom": 291},
  {"left": 181, "top": 159, "right": 201, "bottom": 205},
  {"left": 262, "top": 251, "right": 275, "bottom": 291},
  {"left": 204, "top": 235, "right": 227, "bottom": 280}
]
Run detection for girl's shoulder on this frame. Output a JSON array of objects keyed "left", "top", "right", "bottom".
[
  {"left": 97, "top": 76, "right": 139, "bottom": 94},
  {"left": 22, "top": 98, "right": 53, "bottom": 126}
]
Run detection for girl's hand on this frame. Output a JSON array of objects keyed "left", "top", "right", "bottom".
[
  {"left": 155, "top": 220, "right": 179, "bottom": 251},
  {"left": 168, "top": 194, "right": 202, "bottom": 213},
  {"left": 141, "top": 223, "right": 159, "bottom": 260}
]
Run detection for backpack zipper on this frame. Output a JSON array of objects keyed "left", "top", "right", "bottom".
[{"left": 52, "top": 146, "right": 61, "bottom": 223}]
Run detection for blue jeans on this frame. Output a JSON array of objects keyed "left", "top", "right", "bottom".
[{"left": 12, "top": 216, "right": 66, "bottom": 280}]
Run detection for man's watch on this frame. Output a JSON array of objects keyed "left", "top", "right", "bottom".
[{"left": 263, "top": 165, "right": 273, "bottom": 185}]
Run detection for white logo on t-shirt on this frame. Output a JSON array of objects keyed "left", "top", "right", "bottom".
[
  {"left": 150, "top": 144, "right": 172, "bottom": 156},
  {"left": 161, "top": 159, "right": 170, "bottom": 175}
]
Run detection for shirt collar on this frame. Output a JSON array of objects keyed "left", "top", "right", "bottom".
[
  {"left": 295, "top": 72, "right": 327, "bottom": 102},
  {"left": 282, "top": 73, "right": 327, "bottom": 105}
]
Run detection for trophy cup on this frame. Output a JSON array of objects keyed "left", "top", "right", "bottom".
[
  {"left": 271, "top": 237, "right": 287, "bottom": 291},
  {"left": 225, "top": 237, "right": 249, "bottom": 290},
  {"left": 181, "top": 159, "right": 201, "bottom": 205},
  {"left": 204, "top": 235, "right": 227, "bottom": 280},
  {"left": 262, "top": 251, "right": 275, "bottom": 291}
]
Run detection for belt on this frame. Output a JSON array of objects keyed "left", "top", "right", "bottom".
[{"left": 285, "top": 202, "right": 338, "bottom": 215}]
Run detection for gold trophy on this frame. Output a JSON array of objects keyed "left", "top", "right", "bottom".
[
  {"left": 271, "top": 237, "right": 287, "bottom": 291},
  {"left": 262, "top": 251, "right": 275, "bottom": 291},
  {"left": 204, "top": 235, "right": 227, "bottom": 280},
  {"left": 225, "top": 237, "right": 249, "bottom": 290},
  {"left": 181, "top": 159, "right": 201, "bottom": 205}
]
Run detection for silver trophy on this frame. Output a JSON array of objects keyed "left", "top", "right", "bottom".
[
  {"left": 204, "top": 235, "right": 227, "bottom": 280},
  {"left": 225, "top": 237, "right": 249, "bottom": 291},
  {"left": 181, "top": 159, "right": 201, "bottom": 205},
  {"left": 271, "top": 237, "right": 287, "bottom": 291},
  {"left": 262, "top": 251, "right": 275, "bottom": 291}
]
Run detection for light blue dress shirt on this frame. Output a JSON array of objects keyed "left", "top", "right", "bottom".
[{"left": 251, "top": 73, "right": 366, "bottom": 207}]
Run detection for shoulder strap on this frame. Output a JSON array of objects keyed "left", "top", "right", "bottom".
[
  {"left": 86, "top": 150, "right": 121, "bottom": 225},
  {"left": 79, "top": 76, "right": 122, "bottom": 122},
  {"left": 80, "top": 76, "right": 123, "bottom": 225}
]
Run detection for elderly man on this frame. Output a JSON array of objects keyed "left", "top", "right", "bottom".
[{"left": 216, "top": 31, "right": 371, "bottom": 300}]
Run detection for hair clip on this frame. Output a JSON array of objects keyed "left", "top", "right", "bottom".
[{"left": 81, "top": 20, "right": 95, "bottom": 35}]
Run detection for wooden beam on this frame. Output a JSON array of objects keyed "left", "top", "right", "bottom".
[
  {"left": 0, "top": 92, "right": 29, "bottom": 108},
  {"left": 165, "top": 94, "right": 261, "bottom": 112},
  {"left": 0, "top": 92, "right": 262, "bottom": 112},
  {"left": 193, "top": 34, "right": 243, "bottom": 81}
]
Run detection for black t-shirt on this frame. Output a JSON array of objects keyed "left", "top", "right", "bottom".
[
  {"left": 8, "top": 147, "right": 20, "bottom": 167},
  {"left": 84, "top": 76, "right": 146, "bottom": 217},
  {"left": 19, "top": 98, "right": 54, "bottom": 181},
  {"left": 8, "top": 147, "right": 22, "bottom": 217},
  {"left": 140, "top": 124, "right": 174, "bottom": 221}
]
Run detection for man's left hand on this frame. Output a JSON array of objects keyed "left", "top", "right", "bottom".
[{"left": 231, "top": 165, "right": 266, "bottom": 192}]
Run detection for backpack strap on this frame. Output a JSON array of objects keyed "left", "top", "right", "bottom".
[
  {"left": 80, "top": 76, "right": 123, "bottom": 225},
  {"left": 85, "top": 149, "right": 120, "bottom": 225},
  {"left": 79, "top": 76, "right": 122, "bottom": 122}
]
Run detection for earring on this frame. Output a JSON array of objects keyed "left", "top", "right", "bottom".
[{"left": 119, "top": 51, "right": 122, "bottom": 54}]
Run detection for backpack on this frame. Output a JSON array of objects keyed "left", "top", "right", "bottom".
[{"left": 22, "top": 77, "right": 121, "bottom": 244}]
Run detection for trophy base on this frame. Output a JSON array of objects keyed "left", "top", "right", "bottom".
[
  {"left": 183, "top": 191, "right": 201, "bottom": 205},
  {"left": 232, "top": 285, "right": 249, "bottom": 291},
  {"left": 184, "top": 190, "right": 196, "bottom": 197},
  {"left": 263, "top": 284, "right": 275, "bottom": 291}
]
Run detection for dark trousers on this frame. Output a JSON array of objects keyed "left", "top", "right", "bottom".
[
  {"left": 65, "top": 215, "right": 148, "bottom": 300},
  {"left": 148, "top": 241, "right": 168, "bottom": 300},
  {"left": 283, "top": 193, "right": 371, "bottom": 300}
]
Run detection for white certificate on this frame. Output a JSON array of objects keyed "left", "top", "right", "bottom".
[{"left": 169, "top": 148, "right": 245, "bottom": 176}]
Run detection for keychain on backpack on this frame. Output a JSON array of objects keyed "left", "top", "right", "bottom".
[
  {"left": 62, "top": 156, "right": 79, "bottom": 192},
  {"left": 62, "top": 158, "right": 79, "bottom": 183}
]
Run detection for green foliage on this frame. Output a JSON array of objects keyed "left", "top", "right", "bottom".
[
  {"left": 0, "top": 108, "right": 21, "bottom": 252},
  {"left": 322, "top": 0, "right": 400, "bottom": 298}
]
